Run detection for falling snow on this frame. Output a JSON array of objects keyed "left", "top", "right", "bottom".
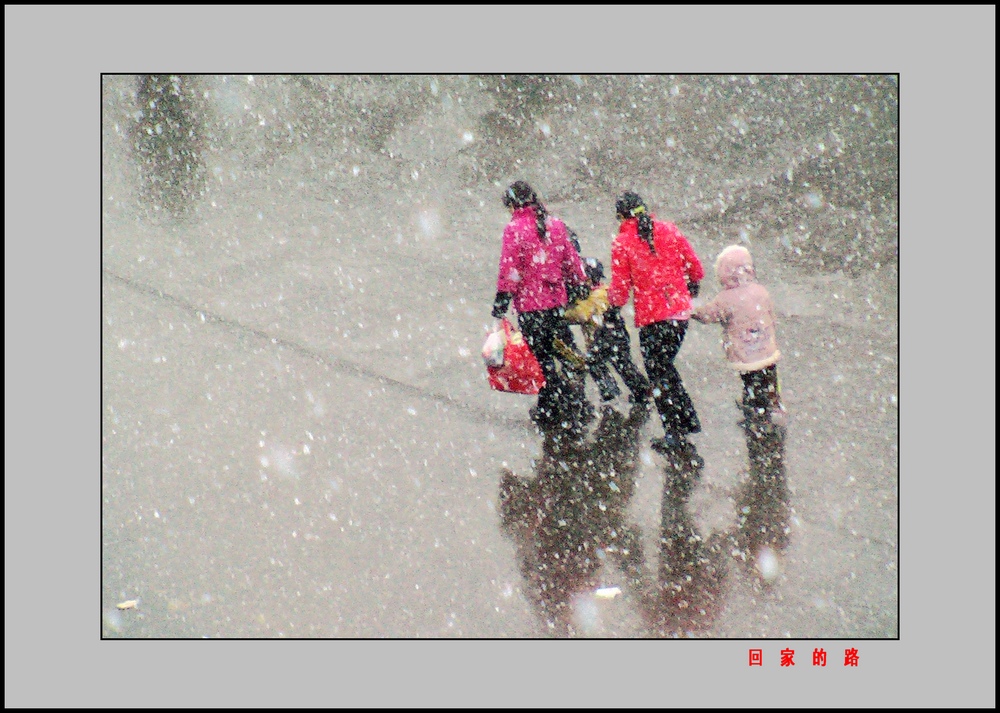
[{"left": 102, "top": 73, "right": 899, "bottom": 641}]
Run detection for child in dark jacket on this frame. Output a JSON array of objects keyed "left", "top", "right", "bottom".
[{"left": 564, "top": 256, "right": 652, "bottom": 404}]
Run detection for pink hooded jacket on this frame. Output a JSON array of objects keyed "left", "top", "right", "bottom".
[
  {"left": 495, "top": 206, "right": 588, "bottom": 314},
  {"left": 691, "top": 245, "right": 781, "bottom": 372}
]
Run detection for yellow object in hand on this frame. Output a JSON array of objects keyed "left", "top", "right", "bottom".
[{"left": 564, "top": 285, "right": 609, "bottom": 324}]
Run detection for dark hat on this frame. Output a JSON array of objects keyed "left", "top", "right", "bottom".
[{"left": 583, "top": 257, "right": 605, "bottom": 284}]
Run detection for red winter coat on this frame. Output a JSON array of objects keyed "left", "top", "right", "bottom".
[
  {"left": 691, "top": 245, "right": 781, "bottom": 372},
  {"left": 495, "top": 207, "right": 588, "bottom": 314},
  {"left": 608, "top": 217, "right": 704, "bottom": 327}
]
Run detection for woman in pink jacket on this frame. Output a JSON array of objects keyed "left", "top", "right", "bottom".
[
  {"left": 608, "top": 192, "right": 705, "bottom": 451},
  {"left": 691, "top": 245, "right": 787, "bottom": 428},
  {"left": 491, "top": 181, "right": 593, "bottom": 430}
]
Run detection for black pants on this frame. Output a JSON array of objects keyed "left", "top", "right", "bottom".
[
  {"left": 518, "top": 308, "right": 588, "bottom": 422},
  {"left": 639, "top": 320, "right": 700, "bottom": 436},
  {"left": 741, "top": 365, "right": 780, "bottom": 414},
  {"left": 587, "top": 309, "right": 650, "bottom": 400}
]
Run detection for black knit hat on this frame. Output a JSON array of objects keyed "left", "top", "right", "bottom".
[{"left": 583, "top": 257, "right": 605, "bottom": 285}]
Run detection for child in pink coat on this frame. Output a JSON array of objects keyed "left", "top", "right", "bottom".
[{"left": 691, "top": 245, "right": 787, "bottom": 428}]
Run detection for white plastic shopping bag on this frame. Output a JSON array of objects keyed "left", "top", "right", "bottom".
[{"left": 482, "top": 323, "right": 506, "bottom": 368}]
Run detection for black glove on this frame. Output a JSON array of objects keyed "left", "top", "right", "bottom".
[
  {"left": 687, "top": 281, "right": 700, "bottom": 298},
  {"left": 566, "top": 282, "right": 592, "bottom": 305},
  {"left": 491, "top": 291, "right": 512, "bottom": 320}
]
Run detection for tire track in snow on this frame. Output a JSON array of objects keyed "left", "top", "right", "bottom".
[{"left": 103, "top": 268, "right": 535, "bottom": 434}]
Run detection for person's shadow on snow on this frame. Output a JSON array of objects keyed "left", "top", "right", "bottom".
[
  {"left": 641, "top": 440, "right": 728, "bottom": 637},
  {"left": 729, "top": 418, "right": 792, "bottom": 584},
  {"left": 641, "top": 412, "right": 793, "bottom": 636},
  {"left": 498, "top": 404, "right": 650, "bottom": 637}
]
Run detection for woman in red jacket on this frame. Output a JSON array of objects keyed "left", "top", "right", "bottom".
[{"left": 607, "top": 192, "right": 705, "bottom": 452}]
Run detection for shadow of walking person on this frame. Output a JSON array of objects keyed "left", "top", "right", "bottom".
[
  {"left": 498, "top": 404, "right": 651, "bottom": 637},
  {"left": 731, "top": 418, "right": 792, "bottom": 584},
  {"left": 131, "top": 74, "right": 205, "bottom": 220},
  {"left": 643, "top": 440, "right": 728, "bottom": 637}
]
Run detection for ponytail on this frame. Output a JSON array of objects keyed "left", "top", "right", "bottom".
[
  {"left": 634, "top": 206, "right": 655, "bottom": 254},
  {"left": 532, "top": 204, "right": 550, "bottom": 242}
]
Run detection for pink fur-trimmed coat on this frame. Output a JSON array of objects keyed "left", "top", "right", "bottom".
[{"left": 691, "top": 245, "right": 781, "bottom": 372}]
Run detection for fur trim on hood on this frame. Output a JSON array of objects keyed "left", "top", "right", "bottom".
[
  {"left": 714, "top": 245, "right": 756, "bottom": 288},
  {"left": 729, "top": 349, "right": 781, "bottom": 372}
]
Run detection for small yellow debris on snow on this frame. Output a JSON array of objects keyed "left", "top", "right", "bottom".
[{"left": 116, "top": 600, "right": 138, "bottom": 610}]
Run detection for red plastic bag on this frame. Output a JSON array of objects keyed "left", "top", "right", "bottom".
[{"left": 487, "top": 318, "right": 546, "bottom": 395}]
